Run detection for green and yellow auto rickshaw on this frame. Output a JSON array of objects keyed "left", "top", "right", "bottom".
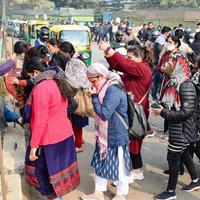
[{"left": 49, "top": 25, "right": 92, "bottom": 66}]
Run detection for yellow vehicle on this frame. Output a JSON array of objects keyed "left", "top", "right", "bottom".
[
  {"left": 49, "top": 25, "right": 92, "bottom": 66},
  {"left": 27, "top": 20, "right": 48, "bottom": 46}
]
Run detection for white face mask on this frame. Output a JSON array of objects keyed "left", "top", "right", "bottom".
[
  {"left": 189, "top": 38, "right": 194, "bottom": 43},
  {"left": 196, "top": 28, "right": 200, "bottom": 33},
  {"left": 167, "top": 44, "right": 176, "bottom": 51}
]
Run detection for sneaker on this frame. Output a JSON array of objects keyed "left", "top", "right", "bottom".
[
  {"left": 182, "top": 178, "right": 200, "bottom": 192},
  {"left": 112, "top": 195, "right": 126, "bottom": 200},
  {"left": 154, "top": 190, "right": 176, "bottom": 200},
  {"left": 127, "top": 173, "right": 134, "bottom": 184},
  {"left": 81, "top": 191, "right": 105, "bottom": 200},
  {"left": 132, "top": 171, "right": 144, "bottom": 180},
  {"left": 146, "top": 130, "right": 156, "bottom": 138}
]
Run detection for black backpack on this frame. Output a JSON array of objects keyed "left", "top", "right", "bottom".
[{"left": 116, "top": 91, "right": 149, "bottom": 140}]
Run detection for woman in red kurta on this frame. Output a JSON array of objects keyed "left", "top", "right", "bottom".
[{"left": 99, "top": 41, "right": 152, "bottom": 181}]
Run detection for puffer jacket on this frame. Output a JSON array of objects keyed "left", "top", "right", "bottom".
[{"left": 160, "top": 80, "right": 197, "bottom": 144}]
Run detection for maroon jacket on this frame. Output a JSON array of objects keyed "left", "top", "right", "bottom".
[
  {"left": 107, "top": 52, "right": 152, "bottom": 155},
  {"left": 107, "top": 52, "right": 152, "bottom": 117}
]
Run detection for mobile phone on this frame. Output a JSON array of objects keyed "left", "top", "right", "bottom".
[
  {"left": 36, "top": 148, "right": 41, "bottom": 157},
  {"left": 151, "top": 102, "right": 161, "bottom": 109}
]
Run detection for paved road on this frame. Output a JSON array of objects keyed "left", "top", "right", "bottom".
[{"left": 25, "top": 42, "right": 200, "bottom": 200}]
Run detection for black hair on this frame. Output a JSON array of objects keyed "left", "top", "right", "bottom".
[
  {"left": 175, "top": 29, "right": 184, "bottom": 39},
  {"left": 196, "top": 55, "right": 200, "bottom": 70},
  {"left": 148, "top": 21, "right": 153, "bottom": 26},
  {"left": 161, "top": 26, "right": 171, "bottom": 34},
  {"left": 49, "top": 52, "right": 69, "bottom": 71},
  {"left": 25, "top": 56, "right": 72, "bottom": 100},
  {"left": 25, "top": 56, "right": 47, "bottom": 74},
  {"left": 127, "top": 45, "right": 153, "bottom": 66},
  {"left": 14, "top": 41, "right": 29, "bottom": 54},
  {"left": 196, "top": 23, "right": 200, "bottom": 26},
  {"left": 187, "top": 51, "right": 196, "bottom": 65},
  {"left": 47, "top": 38, "right": 60, "bottom": 46},
  {"left": 127, "top": 40, "right": 140, "bottom": 47},
  {"left": 195, "top": 32, "right": 200, "bottom": 41},
  {"left": 24, "top": 45, "right": 48, "bottom": 58},
  {"left": 171, "top": 35, "right": 181, "bottom": 48},
  {"left": 59, "top": 41, "right": 75, "bottom": 58},
  {"left": 186, "top": 51, "right": 197, "bottom": 74}
]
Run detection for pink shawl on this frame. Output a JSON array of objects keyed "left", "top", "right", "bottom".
[{"left": 87, "top": 63, "right": 121, "bottom": 160}]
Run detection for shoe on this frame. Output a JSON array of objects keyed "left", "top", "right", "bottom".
[
  {"left": 182, "top": 178, "right": 200, "bottom": 192},
  {"left": 76, "top": 147, "right": 83, "bottom": 153},
  {"left": 112, "top": 174, "right": 134, "bottom": 187},
  {"left": 112, "top": 195, "right": 126, "bottom": 200},
  {"left": 154, "top": 190, "right": 176, "bottom": 200},
  {"left": 163, "top": 169, "right": 184, "bottom": 175},
  {"left": 127, "top": 172, "right": 134, "bottom": 184},
  {"left": 146, "top": 130, "right": 156, "bottom": 138},
  {"left": 132, "top": 171, "right": 144, "bottom": 180},
  {"left": 81, "top": 191, "right": 105, "bottom": 200}
]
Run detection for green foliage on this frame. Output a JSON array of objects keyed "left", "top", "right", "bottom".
[
  {"left": 132, "top": 0, "right": 200, "bottom": 9},
  {"left": 8, "top": 0, "right": 55, "bottom": 8}
]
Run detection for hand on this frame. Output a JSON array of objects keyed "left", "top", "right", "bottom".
[
  {"left": 99, "top": 41, "right": 110, "bottom": 51},
  {"left": 150, "top": 107, "right": 163, "bottom": 116},
  {"left": 89, "top": 86, "right": 97, "bottom": 94},
  {"left": 12, "top": 77, "right": 20, "bottom": 85},
  {"left": 29, "top": 148, "right": 38, "bottom": 161},
  {"left": 161, "top": 66, "right": 166, "bottom": 72}
]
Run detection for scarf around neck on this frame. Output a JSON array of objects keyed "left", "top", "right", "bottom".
[
  {"left": 22, "top": 67, "right": 65, "bottom": 124},
  {"left": 94, "top": 75, "right": 122, "bottom": 160},
  {"left": 161, "top": 51, "right": 191, "bottom": 110}
]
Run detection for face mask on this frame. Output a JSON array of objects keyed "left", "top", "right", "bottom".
[
  {"left": 189, "top": 39, "right": 194, "bottom": 44},
  {"left": 16, "top": 56, "right": 24, "bottom": 60},
  {"left": 196, "top": 29, "right": 200, "bottom": 33},
  {"left": 167, "top": 44, "right": 176, "bottom": 52}
]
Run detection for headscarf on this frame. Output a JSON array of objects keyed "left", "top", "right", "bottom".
[
  {"left": 161, "top": 51, "right": 191, "bottom": 110},
  {"left": 87, "top": 63, "right": 122, "bottom": 159},
  {"left": 87, "top": 63, "right": 121, "bottom": 80}
]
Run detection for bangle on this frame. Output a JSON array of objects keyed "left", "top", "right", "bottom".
[{"left": 104, "top": 47, "right": 111, "bottom": 55}]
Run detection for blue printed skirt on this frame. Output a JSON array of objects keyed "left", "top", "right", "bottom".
[{"left": 91, "top": 143, "right": 132, "bottom": 181}]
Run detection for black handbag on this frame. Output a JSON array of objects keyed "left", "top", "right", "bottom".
[{"left": 116, "top": 89, "right": 150, "bottom": 140}]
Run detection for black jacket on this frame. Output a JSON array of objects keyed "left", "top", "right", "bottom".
[
  {"left": 160, "top": 80, "right": 197, "bottom": 144},
  {"left": 190, "top": 41, "right": 200, "bottom": 56}
]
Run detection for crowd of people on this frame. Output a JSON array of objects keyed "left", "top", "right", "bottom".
[{"left": 0, "top": 20, "right": 200, "bottom": 200}]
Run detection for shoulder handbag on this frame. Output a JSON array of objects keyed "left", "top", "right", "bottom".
[
  {"left": 116, "top": 87, "right": 151, "bottom": 140},
  {"left": 74, "top": 88, "right": 95, "bottom": 118}
]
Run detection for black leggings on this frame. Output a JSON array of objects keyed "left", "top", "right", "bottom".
[
  {"left": 189, "top": 141, "right": 200, "bottom": 160},
  {"left": 167, "top": 147, "right": 198, "bottom": 191},
  {"left": 130, "top": 152, "right": 143, "bottom": 169}
]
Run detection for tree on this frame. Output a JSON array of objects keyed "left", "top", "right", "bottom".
[{"left": 8, "top": 0, "right": 55, "bottom": 8}]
